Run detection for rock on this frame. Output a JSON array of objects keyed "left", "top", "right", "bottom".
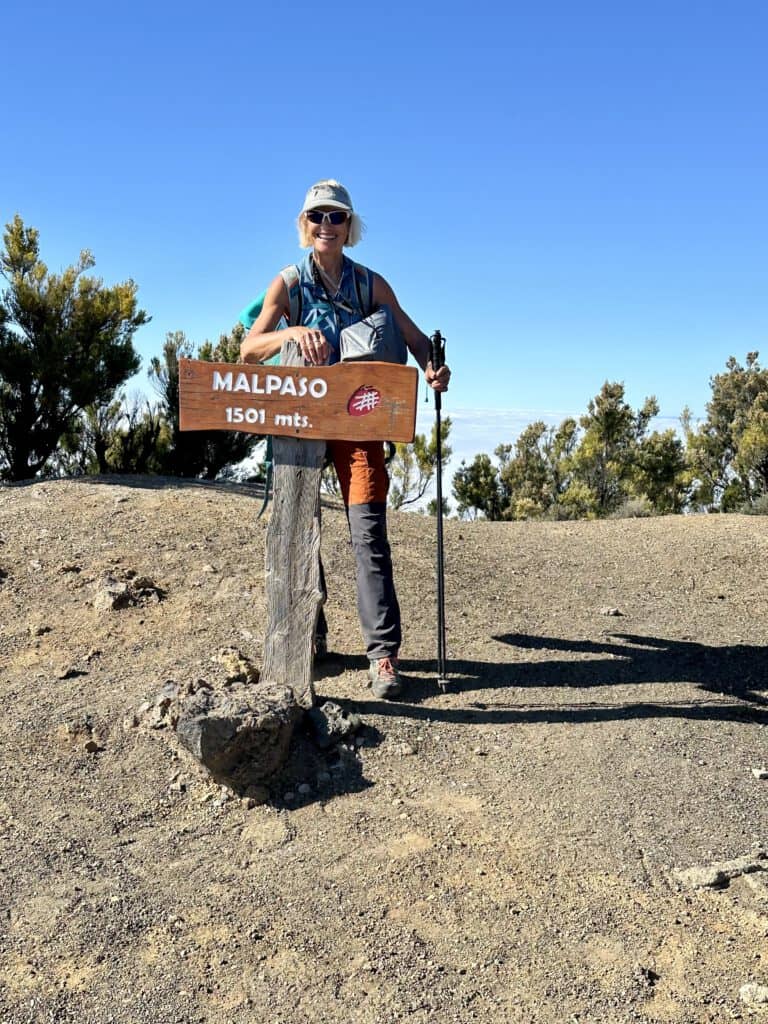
[
  {"left": 634, "top": 965, "right": 660, "bottom": 988},
  {"left": 93, "top": 572, "right": 165, "bottom": 612},
  {"left": 297, "top": 783, "right": 312, "bottom": 796},
  {"left": 84, "top": 739, "right": 103, "bottom": 754},
  {"left": 56, "top": 666, "right": 88, "bottom": 680},
  {"left": 93, "top": 575, "right": 132, "bottom": 612},
  {"left": 217, "top": 647, "right": 260, "bottom": 685},
  {"left": 146, "top": 681, "right": 181, "bottom": 730},
  {"left": 174, "top": 679, "right": 302, "bottom": 790},
  {"left": 744, "top": 874, "right": 768, "bottom": 900},
  {"left": 307, "top": 701, "right": 362, "bottom": 750},
  {"left": 740, "top": 983, "right": 768, "bottom": 1005},
  {"left": 130, "top": 576, "right": 165, "bottom": 604},
  {"left": 752, "top": 768, "right": 768, "bottom": 780},
  {"left": 673, "top": 850, "right": 766, "bottom": 889},
  {"left": 599, "top": 606, "right": 623, "bottom": 616},
  {"left": 29, "top": 623, "right": 52, "bottom": 637}
]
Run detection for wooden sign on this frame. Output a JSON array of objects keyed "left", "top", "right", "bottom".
[{"left": 179, "top": 358, "right": 419, "bottom": 443}]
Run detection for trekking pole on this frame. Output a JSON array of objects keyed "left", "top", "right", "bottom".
[{"left": 430, "top": 330, "right": 448, "bottom": 693}]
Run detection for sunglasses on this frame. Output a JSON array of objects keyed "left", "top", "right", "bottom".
[{"left": 305, "top": 209, "right": 350, "bottom": 225}]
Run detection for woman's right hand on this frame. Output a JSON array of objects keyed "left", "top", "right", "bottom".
[{"left": 292, "top": 326, "right": 329, "bottom": 365}]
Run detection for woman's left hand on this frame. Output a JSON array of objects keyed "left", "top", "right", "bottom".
[{"left": 426, "top": 361, "right": 451, "bottom": 392}]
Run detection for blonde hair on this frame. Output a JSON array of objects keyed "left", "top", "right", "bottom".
[{"left": 296, "top": 178, "right": 365, "bottom": 248}]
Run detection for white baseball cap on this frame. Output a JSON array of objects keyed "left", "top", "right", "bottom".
[{"left": 301, "top": 180, "right": 354, "bottom": 213}]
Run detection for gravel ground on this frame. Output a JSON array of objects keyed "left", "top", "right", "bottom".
[{"left": 1, "top": 477, "right": 767, "bottom": 1023}]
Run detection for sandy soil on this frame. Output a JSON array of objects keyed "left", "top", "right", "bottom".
[{"left": 1, "top": 477, "right": 767, "bottom": 1023}]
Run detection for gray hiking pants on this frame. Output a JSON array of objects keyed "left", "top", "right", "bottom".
[
  {"left": 316, "top": 502, "right": 402, "bottom": 661},
  {"left": 316, "top": 441, "right": 402, "bottom": 661},
  {"left": 347, "top": 501, "right": 402, "bottom": 660}
]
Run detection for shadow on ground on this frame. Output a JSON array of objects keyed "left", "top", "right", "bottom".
[{"left": 320, "top": 633, "right": 768, "bottom": 727}]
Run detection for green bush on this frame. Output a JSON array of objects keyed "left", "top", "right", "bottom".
[{"left": 738, "top": 493, "right": 768, "bottom": 515}]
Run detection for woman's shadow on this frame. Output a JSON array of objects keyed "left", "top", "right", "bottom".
[{"left": 316, "top": 633, "right": 768, "bottom": 726}]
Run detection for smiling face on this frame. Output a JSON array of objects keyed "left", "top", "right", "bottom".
[{"left": 302, "top": 206, "right": 350, "bottom": 254}]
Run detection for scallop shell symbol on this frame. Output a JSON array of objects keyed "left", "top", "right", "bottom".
[{"left": 347, "top": 385, "right": 382, "bottom": 417}]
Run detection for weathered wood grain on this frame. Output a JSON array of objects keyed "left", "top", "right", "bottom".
[
  {"left": 261, "top": 341, "right": 326, "bottom": 708},
  {"left": 178, "top": 357, "right": 418, "bottom": 442}
]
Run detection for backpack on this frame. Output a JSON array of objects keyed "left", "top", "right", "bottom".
[{"left": 237, "top": 261, "right": 378, "bottom": 515}]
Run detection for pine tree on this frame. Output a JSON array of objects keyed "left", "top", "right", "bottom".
[{"left": 0, "top": 216, "right": 147, "bottom": 480}]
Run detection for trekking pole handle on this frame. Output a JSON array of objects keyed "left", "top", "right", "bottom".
[{"left": 429, "top": 330, "right": 445, "bottom": 372}]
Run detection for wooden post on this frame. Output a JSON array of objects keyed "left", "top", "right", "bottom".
[
  {"left": 178, "top": 352, "right": 419, "bottom": 710},
  {"left": 260, "top": 341, "right": 324, "bottom": 708}
]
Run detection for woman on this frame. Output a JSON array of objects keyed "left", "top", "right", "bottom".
[{"left": 241, "top": 179, "right": 450, "bottom": 699}]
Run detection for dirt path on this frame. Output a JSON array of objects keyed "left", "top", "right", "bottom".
[{"left": 1, "top": 478, "right": 766, "bottom": 1023}]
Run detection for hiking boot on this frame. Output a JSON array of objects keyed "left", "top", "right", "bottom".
[{"left": 368, "top": 656, "right": 403, "bottom": 700}]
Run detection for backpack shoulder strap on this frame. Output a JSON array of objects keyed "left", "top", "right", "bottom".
[
  {"left": 279, "top": 265, "right": 303, "bottom": 326},
  {"left": 351, "top": 261, "right": 374, "bottom": 316}
]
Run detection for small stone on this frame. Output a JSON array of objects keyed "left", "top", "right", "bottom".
[
  {"left": 123, "top": 714, "right": 140, "bottom": 730},
  {"left": 84, "top": 739, "right": 102, "bottom": 754},
  {"left": 673, "top": 850, "right": 766, "bottom": 889},
  {"left": 316, "top": 771, "right": 332, "bottom": 786},
  {"left": 283, "top": 792, "right": 295, "bottom": 802},
  {"left": 673, "top": 866, "right": 729, "bottom": 889},
  {"left": 398, "top": 743, "right": 417, "bottom": 757},
  {"left": 599, "top": 606, "right": 623, "bottom": 616},
  {"left": 473, "top": 747, "right": 487, "bottom": 756},
  {"left": 297, "top": 783, "right": 312, "bottom": 796},
  {"left": 56, "top": 666, "right": 87, "bottom": 680},
  {"left": 744, "top": 874, "right": 768, "bottom": 900},
  {"left": 93, "top": 576, "right": 132, "bottom": 612},
  {"left": 217, "top": 647, "right": 259, "bottom": 684},
  {"left": 307, "top": 702, "right": 362, "bottom": 749},
  {"left": 201, "top": 564, "right": 218, "bottom": 574},
  {"left": 752, "top": 768, "right": 768, "bottom": 780},
  {"left": 29, "top": 624, "right": 52, "bottom": 637},
  {"left": 740, "top": 983, "right": 768, "bottom": 1006}
]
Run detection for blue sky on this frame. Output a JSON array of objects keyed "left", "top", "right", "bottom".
[{"left": 2, "top": 0, "right": 766, "bottom": 463}]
